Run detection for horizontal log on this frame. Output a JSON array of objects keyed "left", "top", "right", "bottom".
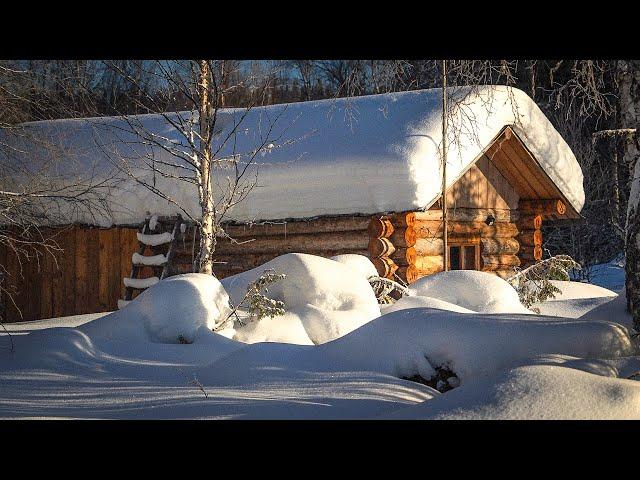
[
  {"left": 482, "top": 254, "right": 521, "bottom": 268},
  {"left": 209, "top": 249, "right": 370, "bottom": 271},
  {"left": 415, "top": 208, "right": 518, "bottom": 223},
  {"left": 413, "top": 221, "right": 519, "bottom": 239},
  {"left": 480, "top": 237, "right": 520, "bottom": 255},
  {"left": 368, "top": 237, "right": 395, "bottom": 258},
  {"left": 414, "top": 255, "right": 444, "bottom": 272},
  {"left": 390, "top": 211, "right": 416, "bottom": 228},
  {"left": 397, "top": 264, "right": 441, "bottom": 284},
  {"left": 414, "top": 237, "right": 444, "bottom": 256},
  {"left": 518, "top": 214, "right": 543, "bottom": 230},
  {"left": 518, "top": 229, "right": 542, "bottom": 247},
  {"left": 519, "top": 245, "right": 543, "bottom": 262},
  {"left": 207, "top": 231, "right": 370, "bottom": 255},
  {"left": 389, "top": 226, "right": 417, "bottom": 248},
  {"left": 519, "top": 199, "right": 566, "bottom": 217},
  {"left": 220, "top": 215, "right": 371, "bottom": 239},
  {"left": 389, "top": 247, "right": 417, "bottom": 266},
  {"left": 368, "top": 218, "right": 394, "bottom": 238},
  {"left": 372, "top": 256, "right": 398, "bottom": 279}
]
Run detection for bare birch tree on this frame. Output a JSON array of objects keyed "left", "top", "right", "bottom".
[{"left": 102, "top": 60, "right": 288, "bottom": 275}]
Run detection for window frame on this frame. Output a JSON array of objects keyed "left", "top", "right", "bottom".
[{"left": 447, "top": 237, "right": 481, "bottom": 271}]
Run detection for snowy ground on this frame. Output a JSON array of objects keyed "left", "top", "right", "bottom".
[{"left": 1, "top": 254, "right": 638, "bottom": 419}]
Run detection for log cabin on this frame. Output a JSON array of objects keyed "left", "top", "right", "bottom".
[{"left": 0, "top": 86, "right": 583, "bottom": 321}]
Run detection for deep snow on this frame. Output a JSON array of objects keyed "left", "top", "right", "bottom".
[
  {"left": 221, "top": 253, "right": 381, "bottom": 345},
  {"left": 1, "top": 256, "right": 638, "bottom": 419}
]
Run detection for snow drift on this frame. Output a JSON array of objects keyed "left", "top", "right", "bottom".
[
  {"left": 82, "top": 273, "right": 232, "bottom": 344},
  {"left": 330, "top": 254, "right": 378, "bottom": 280},
  {"left": 407, "top": 270, "right": 532, "bottom": 314},
  {"left": 221, "top": 253, "right": 381, "bottom": 345},
  {"left": 2, "top": 86, "right": 584, "bottom": 226},
  {"left": 384, "top": 364, "right": 640, "bottom": 420}
]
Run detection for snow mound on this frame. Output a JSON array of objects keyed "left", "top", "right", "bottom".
[
  {"left": 221, "top": 253, "right": 380, "bottom": 344},
  {"left": 531, "top": 281, "right": 619, "bottom": 319},
  {"left": 232, "top": 313, "right": 315, "bottom": 345},
  {"left": 382, "top": 295, "right": 474, "bottom": 314},
  {"left": 408, "top": 270, "right": 531, "bottom": 314},
  {"left": 83, "top": 273, "right": 232, "bottom": 344},
  {"left": 384, "top": 365, "right": 640, "bottom": 420},
  {"left": 330, "top": 254, "right": 378, "bottom": 280},
  {"left": 545, "top": 280, "right": 617, "bottom": 301}
]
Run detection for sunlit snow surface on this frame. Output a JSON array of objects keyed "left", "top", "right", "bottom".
[{"left": 1, "top": 258, "right": 638, "bottom": 419}]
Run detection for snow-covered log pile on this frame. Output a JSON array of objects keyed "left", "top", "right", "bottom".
[{"left": 2, "top": 86, "right": 584, "bottom": 227}]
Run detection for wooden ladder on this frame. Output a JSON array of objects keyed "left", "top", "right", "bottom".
[{"left": 118, "top": 214, "right": 183, "bottom": 309}]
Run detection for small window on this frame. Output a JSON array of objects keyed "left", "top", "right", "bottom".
[
  {"left": 448, "top": 243, "right": 481, "bottom": 270},
  {"left": 449, "top": 246, "right": 461, "bottom": 270}
]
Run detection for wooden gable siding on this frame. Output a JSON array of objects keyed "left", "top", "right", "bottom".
[
  {"left": 0, "top": 226, "right": 139, "bottom": 323},
  {"left": 485, "top": 127, "right": 580, "bottom": 219},
  {"left": 446, "top": 154, "right": 519, "bottom": 211}
]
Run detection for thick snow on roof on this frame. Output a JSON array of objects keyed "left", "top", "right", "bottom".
[{"left": 8, "top": 86, "right": 584, "bottom": 226}]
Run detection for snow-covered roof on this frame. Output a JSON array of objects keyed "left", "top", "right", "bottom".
[{"left": 5, "top": 86, "right": 584, "bottom": 226}]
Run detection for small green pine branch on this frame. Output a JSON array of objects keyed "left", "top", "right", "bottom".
[
  {"left": 214, "top": 269, "right": 286, "bottom": 331},
  {"left": 507, "top": 255, "right": 581, "bottom": 312}
]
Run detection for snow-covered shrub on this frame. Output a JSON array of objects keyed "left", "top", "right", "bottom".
[
  {"left": 403, "top": 361, "right": 460, "bottom": 393},
  {"left": 83, "top": 273, "right": 232, "bottom": 344},
  {"left": 221, "top": 253, "right": 380, "bottom": 344},
  {"left": 408, "top": 270, "right": 531, "bottom": 314},
  {"left": 507, "top": 255, "right": 581, "bottom": 312}
]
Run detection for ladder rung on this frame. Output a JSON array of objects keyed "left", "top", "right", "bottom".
[
  {"left": 132, "top": 252, "right": 167, "bottom": 266},
  {"left": 123, "top": 276, "right": 159, "bottom": 289},
  {"left": 137, "top": 232, "right": 174, "bottom": 246}
]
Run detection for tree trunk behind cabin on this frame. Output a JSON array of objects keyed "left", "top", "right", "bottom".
[{"left": 620, "top": 60, "right": 640, "bottom": 329}]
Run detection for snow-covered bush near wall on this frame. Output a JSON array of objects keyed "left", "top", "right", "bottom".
[
  {"left": 221, "top": 253, "right": 381, "bottom": 345},
  {"left": 408, "top": 270, "right": 532, "bottom": 314},
  {"left": 81, "top": 273, "right": 232, "bottom": 344}
]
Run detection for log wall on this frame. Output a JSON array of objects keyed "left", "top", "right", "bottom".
[
  {"left": 0, "top": 226, "right": 139, "bottom": 323},
  {"left": 369, "top": 208, "right": 522, "bottom": 284},
  {"left": 0, "top": 215, "right": 373, "bottom": 322}
]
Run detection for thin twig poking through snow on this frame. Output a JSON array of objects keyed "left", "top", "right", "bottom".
[
  {"left": 189, "top": 375, "right": 209, "bottom": 399},
  {"left": 0, "top": 320, "right": 14, "bottom": 353}
]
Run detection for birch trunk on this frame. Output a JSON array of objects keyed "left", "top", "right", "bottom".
[
  {"left": 620, "top": 60, "right": 640, "bottom": 329},
  {"left": 196, "top": 60, "right": 216, "bottom": 275}
]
